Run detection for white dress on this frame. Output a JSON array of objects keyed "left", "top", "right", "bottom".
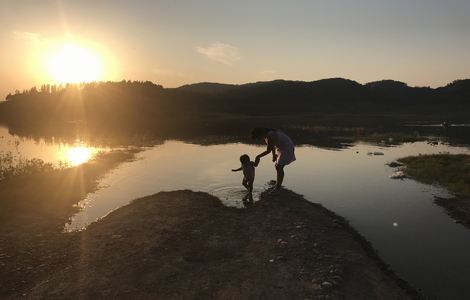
[{"left": 265, "top": 130, "right": 296, "bottom": 166}]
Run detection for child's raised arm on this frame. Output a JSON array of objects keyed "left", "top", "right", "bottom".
[{"left": 231, "top": 167, "right": 242, "bottom": 172}]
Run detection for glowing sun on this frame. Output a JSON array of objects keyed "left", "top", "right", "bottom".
[{"left": 47, "top": 44, "right": 103, "bottom": 83}]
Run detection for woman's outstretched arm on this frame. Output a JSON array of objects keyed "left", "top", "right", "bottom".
[{"left": 255, "top": 140, "right": 274, "bottom": 166}]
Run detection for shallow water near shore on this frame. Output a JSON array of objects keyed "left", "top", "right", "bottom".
[
  {"left": 2, "top": 125, "right": 470, "bottom": 298},
  {"left": 63, "top": 140, "right": 470, "bottom": 299}
]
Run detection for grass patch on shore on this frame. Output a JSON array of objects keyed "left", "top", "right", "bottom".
[
  {"left": 1, "top": 153, "right": 55, "bottom": 180},
  {"left": 398, "top": 154, "right": 470, "bottom": 197},
  {"left": 0, "top": 149, "right": 137, "bottom": 223}
]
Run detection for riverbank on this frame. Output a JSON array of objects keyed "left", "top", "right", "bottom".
[
  {"left": 398, "top": 154, "right": 470, "bottom": 228},
  {"left": 0, "top": 150, "right": 137, "bottom": 297},
  {"left": 3, "top": 188, "right": 419, "bottom": 299}
]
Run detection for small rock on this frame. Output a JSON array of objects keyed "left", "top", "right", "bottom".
[
  {"left": 332, "top": 275, "right": 343, "bottom": 282},
  {"left": 321, "top": 281, "right": 333, "bottom": 288},
  {"left": 333, "top": 268, "right": 343, "bottom": 275},
  {"left": 312, "top": 283, "right": 322, "bottom": 290},
  {"left": 390, "top": 171, "right": 407, "bottom": 179},
  {"left": 387, "top": 161, "right": 403, "bottom": 168},
  {"left": 269, "top": 259, "right": 274, "bottom": 263}
]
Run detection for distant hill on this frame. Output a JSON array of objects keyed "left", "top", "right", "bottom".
[
  {"left": 177, "top": 82, "right": 238, "bottom": 94},
  {"left": 0, "top": 78, "right": 469, "bottom": 135},
  {"left": 365, "top": 80, "right": 433, "bottom": 101},
  {"left": 178, "top": 78, "right": 365, "bottom": 96},
  {"left": 437, "top": 79, "right": 470, "bottom": 100}
]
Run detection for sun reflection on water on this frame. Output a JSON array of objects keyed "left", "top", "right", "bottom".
[{"left": 62, "top": 145, "right": 97, "bottom": 166}]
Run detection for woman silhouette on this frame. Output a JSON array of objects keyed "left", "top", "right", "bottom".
[{"left": 251, "top": 127, "right": 296, "bottom": 193}]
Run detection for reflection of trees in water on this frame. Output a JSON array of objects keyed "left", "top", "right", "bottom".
[
  {"left": 5, "top": 118, "right": 470, "bottom": 150},
  {"left": 1, "top": 80, "right": 470, "bottom": 148}
]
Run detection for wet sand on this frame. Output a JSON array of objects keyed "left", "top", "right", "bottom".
[{"left": 3, "top": 187, "right": 419, "bottom": 299}]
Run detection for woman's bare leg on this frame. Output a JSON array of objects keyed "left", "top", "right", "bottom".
[{"left": 275, "top": 164, "right": 285, "bottom": 189}]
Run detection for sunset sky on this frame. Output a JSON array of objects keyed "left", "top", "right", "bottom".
[{"left": 1, "top": 0, "right": 470, "bottom": 98}]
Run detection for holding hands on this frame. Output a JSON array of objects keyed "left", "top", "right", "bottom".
[{"left": 254, "top": 156, "right": 261, "bottom": 167}]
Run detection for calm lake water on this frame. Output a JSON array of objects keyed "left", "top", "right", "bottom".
[
  {"left": 0, "top": 126, "right": 103, "bottom": 166},
  {"left": 2, "top": 125, "right": 470, "bottom": 299}
]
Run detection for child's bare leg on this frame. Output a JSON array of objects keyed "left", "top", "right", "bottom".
[
  {"left": 242, "top": 192, "right": 253, "bottom": 207},
  {"left": 247, "top": 179, "right": 254, "bottom": 193},
  {"left": 242, "top": 179, "right": 249, "bottom": 190}
]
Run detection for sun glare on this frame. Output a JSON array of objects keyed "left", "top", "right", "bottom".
[
  {"left": 65, "top": 146, "right": 95, "bottom": 166},
  {"left": 47, "top": 44, "right": 103, "bottom": 83}
]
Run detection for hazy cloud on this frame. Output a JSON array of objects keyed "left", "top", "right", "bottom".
[
  {"left": 13, "top": 31, "right": 40, "bottom": 42},
  {"left": 196, "top": 42, "right": 240, "bottom": 65}
]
